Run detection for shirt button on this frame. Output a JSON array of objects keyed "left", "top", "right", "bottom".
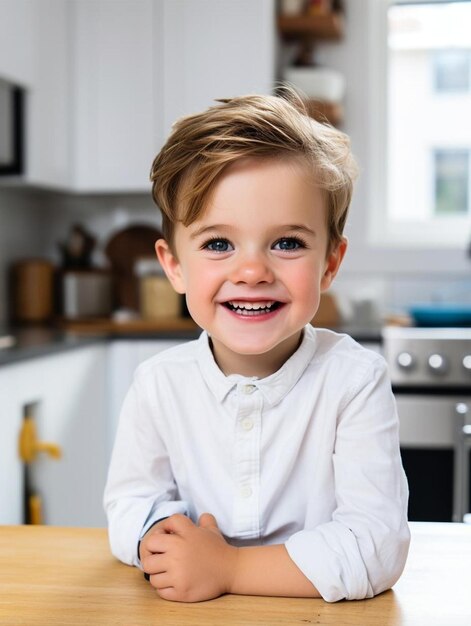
[
  {"left": 241, "top": 418, "right": 254, "bottom": 431},
  {"left": 239, "top": 485, "right": 252, "bottom": 498},
  {"left": 242, "top": 384, "right": 256, "bottom": 394}
]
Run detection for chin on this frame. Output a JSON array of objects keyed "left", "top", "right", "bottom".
[{"left": 227, "top": 337, "right": 287, "bottom": 357}]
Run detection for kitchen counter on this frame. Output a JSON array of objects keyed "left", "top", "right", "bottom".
[
  {"left": 0, "top": 320, "right": 382, "bottom": 367},
  {"left": 0, "top": 522, "right": 469, "bottom": 625},
  {"left": 0, "top": 319, "right": 201, "bottom": 367},
  {"left": 0, "top": 326, "right": 108, "bottom": 367}
]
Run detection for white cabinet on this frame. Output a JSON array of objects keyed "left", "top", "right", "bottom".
[
  {"left": 0, "top": 339, "right": 189, "bottom": 528},
  {"left": 70, "top": 0, "right": 156, "bottom": 191},
  {"left": 158, "top": 0, "right": 275, "bottom": 141},
  {"left": 27, "top": 0, "right": 155, "bottom": 191},
  {"left": 67, "top": 0, "right": 275, "bottom": 191},
  {"left": 0, "top": 0, "right": 35, "bottom": 86},
  {"left": 21, "top": 0, "right": 275, "bottom": 191},
  {"left": 27, "top": 0, "right": 71, "bottom": 188},
  {"left": 0, "top": 366, "right": 24, "bottom": 524},
  {"left": 0, "top": 0, "right": 71, "bottom": 188},
  {"left": 0, "top": 345, "right": 108, "bottom": 527}
]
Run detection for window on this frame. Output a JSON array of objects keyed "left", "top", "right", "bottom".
[
  {"left": 369, "top": 0, "right": 471, "bottom": 248},
  {"left": 434, "top": 149, "right": 469, "bottom": 215},
  {"left": 434, "top": 50, "right": 471, "bottom": 92}
]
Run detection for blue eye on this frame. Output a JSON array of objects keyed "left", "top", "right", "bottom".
[
  {"left": 273, "top": 237, "right": 306, "bottom": 251},
  {"left": 203, "top": 238, "right": 233, "bottom": 253}
]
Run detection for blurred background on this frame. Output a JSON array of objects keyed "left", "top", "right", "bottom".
[
  {"left": 1, "top": 0, "right": 470, "bottom": 328},
  {"left": 1, "top": 0, "right": 471, "bottom": 529}
]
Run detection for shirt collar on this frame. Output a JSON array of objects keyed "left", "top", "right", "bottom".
[{"left": 196, "top": 325, "right": 318, "bottom": 407}]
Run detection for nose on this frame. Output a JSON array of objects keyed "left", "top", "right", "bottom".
[{"left": 228, "top": 250, "right": 275, "bottom": 285}]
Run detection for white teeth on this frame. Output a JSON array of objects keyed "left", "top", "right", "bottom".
[{"left": 228, "top": 300, "right": 275, "bottom": 310}]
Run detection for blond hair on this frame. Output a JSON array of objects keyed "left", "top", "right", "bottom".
[{"left": 150, "top": 88, "right": 358, "bottom": 253}]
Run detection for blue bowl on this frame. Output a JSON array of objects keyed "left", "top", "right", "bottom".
[{"left": 409, "top": 304, "right": 471, "bottom": 327}]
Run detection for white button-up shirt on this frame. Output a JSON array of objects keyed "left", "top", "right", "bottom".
[{"left": 104, "top": 325, "right": 410, "bottom": 602}]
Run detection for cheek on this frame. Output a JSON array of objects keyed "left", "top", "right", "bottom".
[
  {"left": 285, "top": 261, "right": 321, "bottom": 291},
  {"left": 187, "top": 260, "right": 221, "bottom": 288},
  {"left": 183, "top": 260, "right": 223, "bottom": 303}
]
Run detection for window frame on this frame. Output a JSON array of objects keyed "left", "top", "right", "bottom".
[{"left": 367, "top": 0, "right": 471, "bottom": 250}]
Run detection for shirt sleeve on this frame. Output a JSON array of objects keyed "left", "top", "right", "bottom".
[
  {"left": 103, "top": 373, "right": 189, "bottom": 568},
  {"left": 285, "top": 355, "right": 411, "bottom": 602}
]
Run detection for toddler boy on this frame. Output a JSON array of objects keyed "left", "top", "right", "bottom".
[{"left": 104, "top": 90, "right": 410, "bottom": 603}]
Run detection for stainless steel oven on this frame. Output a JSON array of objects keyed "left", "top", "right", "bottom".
[{"left": 383, "top": 327, "right": 471, "bottom": 523}]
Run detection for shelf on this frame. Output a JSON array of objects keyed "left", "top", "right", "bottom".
[
  {"left": 58, "top": 316, "right": 199, "bottom": 335},
  {"left": 277, "top": 12, "right": 344, "bottom": 40},
  {"left": 305, "top": 100, "right": 343, "bottom": 126}
]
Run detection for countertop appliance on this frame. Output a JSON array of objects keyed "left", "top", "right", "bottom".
[
  {"left": 61, "top": 269, "right": 113, "bottom": 319},
  {"left": 0, "top": 78, "right": 24, "bottom": 175},
  {"left": 383, "top": 326, "right": 471, "bottom": 522}
]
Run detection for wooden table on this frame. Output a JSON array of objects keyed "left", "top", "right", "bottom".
[{"left": 0, "top": 522, "right": 469, "bottom": 625}]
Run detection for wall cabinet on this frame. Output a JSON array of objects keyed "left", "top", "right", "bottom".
[
  {"left": 27, "top": 0, "right": 71, "bottom": 188},
  {"left": 19, "top": 0, "right": 275, "bottom": 191},
  {"left": 158, "top": 0, "right": 275, "bottom": 141},
  {"left": 27, "top": 0, "right": 155, "bottom": 191},
  {"left": 0, "top": 0, "right": 35, "bottom": 86},
  {"left": 69, "top": 0, "right": 156, "bottom": 191},
  {"left": 0, "top": 345, "right": 108, "bottom": 527}
]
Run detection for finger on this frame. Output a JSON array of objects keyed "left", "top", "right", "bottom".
[
  {"left": 198, "top": 512, "right": 223, "bottom": 536},
  {"left": 159, "top": 513, "right": 194, "bottom": 535},
  {"left": 146, "top": 523, "right": 168, "bottom": 536},
  {"left": 145, "top": 531, "right": 177, "bottom": 554},
  {"left": 141, "top": 552, "right": 169, "bottom": 576},
  {"left": 149, "top": 572, "right": 173, "bottom": 591},
  {"left": 198, "top": 512, "right": 219, "bottom": 529},
  {"left": 156, "top": 586, "right": 180, "bottom": 602}
]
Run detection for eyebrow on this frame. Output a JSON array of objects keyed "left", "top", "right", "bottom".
[
  {"left": 189, "top": 224, "right": 230, "bottom": 239},
  {"left": 189, "top": 223, "right": 317, "bottom": 239},
  {"left": 283, "top": 224, "right": 317, "bottom": 237}
]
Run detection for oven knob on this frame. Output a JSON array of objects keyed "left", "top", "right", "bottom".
[
  {"left": 397, "top": 352, "right": 415, "bottom": 370},
  {"left": 463, "top": 355, "right": 471, "bottom": 371},
  {"left": 428, "top": 353, "right": 448, "bottom": 375}
]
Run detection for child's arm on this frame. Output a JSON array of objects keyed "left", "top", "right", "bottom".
[
  {"left": 140, "top": 513, "right": 320, "bottom": 602},
  {"left": 104, "top": 380, "right": 189, "bottom": 567}
]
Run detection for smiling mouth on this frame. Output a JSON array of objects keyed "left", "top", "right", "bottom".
[{"left": 223, "top": 300, "right": 283, "bottom": 316}]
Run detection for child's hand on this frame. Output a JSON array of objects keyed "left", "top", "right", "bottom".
[
  {"left": 139, "top": 518, "right": 169, "bottom": 564},
  {"left": 140, "top": 513, "right": 238, "bottom": 602}
]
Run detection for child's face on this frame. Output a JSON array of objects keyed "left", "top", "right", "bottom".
[{"left": 156, "top": 157, "right": 346, "bottom": 377}]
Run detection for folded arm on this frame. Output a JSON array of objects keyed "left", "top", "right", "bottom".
[{"left": 140, "top": 513, "right": 320, "bottom": 602}]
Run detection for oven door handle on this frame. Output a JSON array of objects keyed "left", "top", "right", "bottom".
[{"left": 453, "top": 402, "right": 471, "bottom": 523}]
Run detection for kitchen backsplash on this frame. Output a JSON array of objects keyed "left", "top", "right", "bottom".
[
  {"left": 1, "top": 186, "right": 470, "bottom": 327},
  {"left": 332, "top": 272, "right": 471, "bottom": 325},
  {"left": 0, "top": 188, "right": 50, "bottom": 325}
]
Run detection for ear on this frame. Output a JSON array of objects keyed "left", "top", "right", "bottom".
[
  {"left": 155, "top": 239, "right": 186, "bottom": 294},
  {"left": 320, "top": 237, "right": 347, "bottom": 292}
]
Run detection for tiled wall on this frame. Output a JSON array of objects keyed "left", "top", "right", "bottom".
[
  {"left": 332, "top": 271, "right": 471, "bottom": 325},
  {"left": 0, "top": 188, "right": 50, "bottom": 325}
]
